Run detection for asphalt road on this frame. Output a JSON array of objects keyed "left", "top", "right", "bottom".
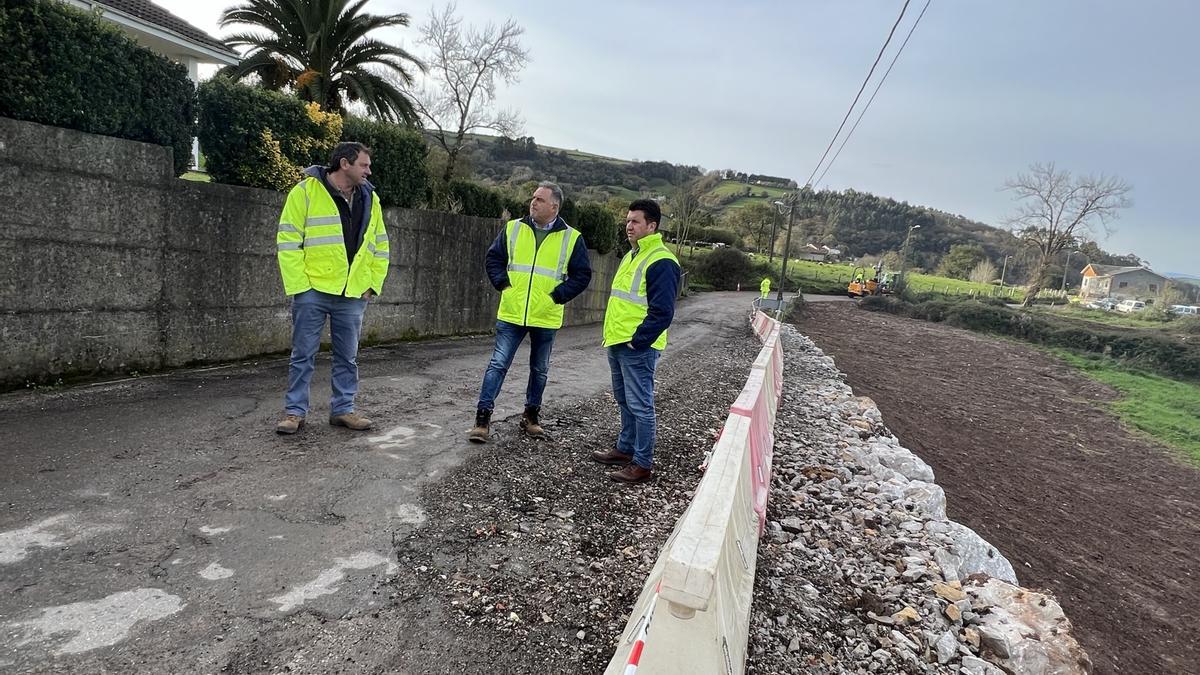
[{"left": 0, "top": 291, "right": 757, "bottom": 673}]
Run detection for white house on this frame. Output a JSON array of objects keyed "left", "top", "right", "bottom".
[{"left": 65, "top": 0, "right": 239, "bottom": 167}]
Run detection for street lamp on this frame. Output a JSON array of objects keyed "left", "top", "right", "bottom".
[
  {"left": 1000, "top": 255, "right": 1013, "bottom": 288},
  {"left": 773, "top": 196, "right": 797, "bottom": 305},
  {"left": 898, "top": 223, "right": 921, "bottom": 287},
  {"left": 1060, "top": 249, "right": 1083, "bottom": 292}
]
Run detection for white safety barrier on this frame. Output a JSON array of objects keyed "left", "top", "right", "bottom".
[{"left": 606, "top": 311, "right": 782, "bottom": 675}]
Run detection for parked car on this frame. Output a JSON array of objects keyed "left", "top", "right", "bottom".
[
  {"left": 1115, "top": 299, "right": 1147, "bottom": 313},
  {"left": 1168, "top": 305, "right": 1199, "bottom": 316},
  {"left": 1085, "top": 298, "right": 1118, "bottom": 311}
]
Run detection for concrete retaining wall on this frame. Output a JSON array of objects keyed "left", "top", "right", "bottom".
[{"left": 0, "top": 116, "right": 617, "bottom": 389}]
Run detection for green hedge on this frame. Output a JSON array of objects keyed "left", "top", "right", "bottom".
[
  {"left": 448, "top": 179, "right": 526, "bottom": 219},
  {"left": 0, "top": 0, "right": 196, "bottom": 175},
  {"left": 341, "top": 116, "right": 428, "bottom": 208},
  {"left": 198, "top": 78, "right": 429, "bottom": 205},
  {"left": 198, "top": 77, "right": 341, "bottom": 191},
  {"left": 447, "top": 180, "right": 622, "bottom": 254},
  {"left": 859, "top": 296, "right": 1200, "bottom": 380},
  {"left": 571, "top": 201, "right": 621, "bottom": 254}
]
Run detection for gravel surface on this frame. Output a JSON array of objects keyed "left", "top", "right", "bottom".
[{"left": 385, "top": 328, "right": 762, "bottom": 673}]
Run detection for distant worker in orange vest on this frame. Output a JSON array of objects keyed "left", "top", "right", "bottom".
[{"left": 760, "top": 277, "right": 771, "bottom": 299}]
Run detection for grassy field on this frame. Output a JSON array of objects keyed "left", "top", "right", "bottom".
[
  {"left": 675, "top": 249, "right": 1020, "bottom": 297},
  {"left": 905, "top": 273, "right": 1022, "bottom": 298},
  {"left": 181, "top": 171, "right": 211, "bottom": 182},
  {"left": 708, "top": 179, "right": 791, "bottom": 199},
  {"left": 1055, "top": 350, "right": 1200, "bottom": 464}
]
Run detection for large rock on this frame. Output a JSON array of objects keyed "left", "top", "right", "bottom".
[
  {"left": 946, "top": 521, "right": 1018, "bottom": 584},
  {"left": 870, "top": 442, "right": 936, "bottom": 482},
  {"left": 967, "top": 578, "right": 1093, "bottom": 674}
]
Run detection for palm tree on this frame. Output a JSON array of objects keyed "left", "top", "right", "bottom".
[{"left": 217, "top": 0, "right": 424, "bottom": 123}]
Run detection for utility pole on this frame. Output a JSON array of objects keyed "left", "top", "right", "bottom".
[
  {"left": 773, "top": 192, "right": 801, "bottom": 305},
  {"left": 767, "top": 209, "right": 779, "bottom": 264},
  {"left": 1000, "top": 255, "right": 1012, "bottom": 288}
]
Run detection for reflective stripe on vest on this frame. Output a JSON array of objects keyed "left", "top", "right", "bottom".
[{"left": 609, "top": 252, "right": 662, "bottom": 306}]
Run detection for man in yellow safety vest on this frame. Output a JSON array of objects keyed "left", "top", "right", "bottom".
[
  {"left": 468, "top": 182, "right": 592, "bottom": 443},
  {"left": 760, "top": 277, "right": 771, "bottom": 299},
  {"left": 591, "top": 199, "right": 681, "bottom": 483},
  {"left": 274, "top": 142, "right": 390, "bottom": 435}
]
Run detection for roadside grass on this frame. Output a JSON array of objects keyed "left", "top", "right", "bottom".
[
  {"left": 1035, "top": 304, "right": 1176, "bottom": 330},
  {"left": 1052, "top": 349, "right": 1200, "bottom": 464}
]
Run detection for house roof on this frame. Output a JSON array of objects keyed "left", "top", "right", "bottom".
[
  {"left": 1083, "top": 264, "right": 1168, "bottom": 280},
  {"left": 93, "top": 0, "right": 237, "bottom": 58}
]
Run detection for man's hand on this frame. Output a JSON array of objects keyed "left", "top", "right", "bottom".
[{"left": 362, "top": 290, "right": 375, "bottom": 300}]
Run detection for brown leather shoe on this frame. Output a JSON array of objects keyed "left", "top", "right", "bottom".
[
  {"left": 329, "top": 412, "right": 373, "bottom": 430},
  {"left": 520, "top": 405, "right": 545, "bottom": 438},
  {"left": 591, "top": 449, "right": 633, "bottom": 465},
  {"left": 276, "top": 415, "right": 305, "bottom": 435},
  {"left": 609, "top": 464, "right": 653, "bottom": 484}
]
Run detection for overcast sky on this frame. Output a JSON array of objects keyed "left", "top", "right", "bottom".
[{"left": 160, "top": 0, "right": 1199, "bottom": 275}]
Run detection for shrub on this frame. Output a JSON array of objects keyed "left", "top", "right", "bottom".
[
  {"left": 574, "top": 201, "right": 621, "bottom": 254},
  {"left": 341, "top": 116, "right": 428, "bottom": 208},
  {"left": 0, "top": 0, "right": 196, "bottom": 175},
  {"left": 198, "top": 78, "right": 341, "bottom": 191},
  {"left": 448, "top": 179, "right": 514, "bottom": 218},
  {"left": 858, "top": 296, "right": 904, "bottom": 313},
  {"left": 704, "top": 228, "right": 740, "bottom": 247},
  {"left": 692, "top": 247, "right": 752, "bottom": 290}
]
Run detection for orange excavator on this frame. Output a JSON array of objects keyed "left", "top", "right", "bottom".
[{"left": 847, "top": 262, "right": 894, "bottom": 298}]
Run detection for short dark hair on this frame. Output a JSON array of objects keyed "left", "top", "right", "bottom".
[
  {"left": 628, "top": 199, "right": 661, "bottom": 228},
  {"left": 328, "top": 142, "right": 371, "bottom": 172}
]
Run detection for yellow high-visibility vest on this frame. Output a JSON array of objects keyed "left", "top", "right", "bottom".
[
  {"left": 276, "top": 175, "right": 389, "bottom": 297},
  {"left": 603, "top": 233, "right": 679, "bottom": 350},
  {"left": 497, "top": 218, "right": 582, "bottom": 329}
]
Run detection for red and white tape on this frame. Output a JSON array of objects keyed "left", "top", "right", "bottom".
[{"left": 623, "top": 581, "right": 662, "bottom": 674}]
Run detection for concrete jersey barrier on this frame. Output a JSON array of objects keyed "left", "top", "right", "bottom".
[{"left": 606, "top": 310, "right": 782, "bottom": 674}]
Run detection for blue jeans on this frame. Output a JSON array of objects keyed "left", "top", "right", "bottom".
[
  {"left": 608, "top": 345, "right": 660, "bottom": 469},
  {"left": 284, "top": 289, "right": 368, "bottom": 417},
  {"left": 477, "top": 320, "right": 557, "bottom": 411}
]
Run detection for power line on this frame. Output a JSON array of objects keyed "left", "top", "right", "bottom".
[
  {"left": 805, "top": 0, "right": 913, "bottom": 187},
  {"left": 815, "top": 0, "right": 931, "bottom": 187}
]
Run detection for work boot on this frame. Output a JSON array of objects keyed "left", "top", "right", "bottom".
[
  {"left": 520, "top": 405, "right": 545, "bottom": 438},
  {"left": 275, "top": 414, "right": 305, "bottom": 435},
  {"left": 468, "top": 408, "right": 491, "bottom": 444},
  {"left": 329, "top": 412, "right": 373, "bottom": 430},
  {"left": 590, "top": 449, "right": 633, "bottom": 465},
  {"left": 609, "top": 464, "right": 654, "bottom": 484}
]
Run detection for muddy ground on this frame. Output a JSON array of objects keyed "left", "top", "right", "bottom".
[{"left": 797, "top": 302, "right": 1200, "bottom": 675}]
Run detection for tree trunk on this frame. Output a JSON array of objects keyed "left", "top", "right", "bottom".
[
  {"left": 441, "top": 147, "right": 459, "bottom": 186},
  {"left": 1021, "top": 256, "right": 1048, "bottom": 307}
]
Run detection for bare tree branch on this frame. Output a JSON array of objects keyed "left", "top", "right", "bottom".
[
  {"left": 1003, "top": 162, "right": 1132, "bottom": 306},
  {"left": 397, "top": 2, "right": 530, "bottom": 188}
]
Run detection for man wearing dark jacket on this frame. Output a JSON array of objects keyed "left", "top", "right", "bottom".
[
  {"left": 275, "top": 143, "right": 389, "bottom": 435},
  {"left": 469, "top": 182, "right": 592, "bottom": 442},
  {"left": 591, "top": 199, "right": 681, "bottom": 483}
]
